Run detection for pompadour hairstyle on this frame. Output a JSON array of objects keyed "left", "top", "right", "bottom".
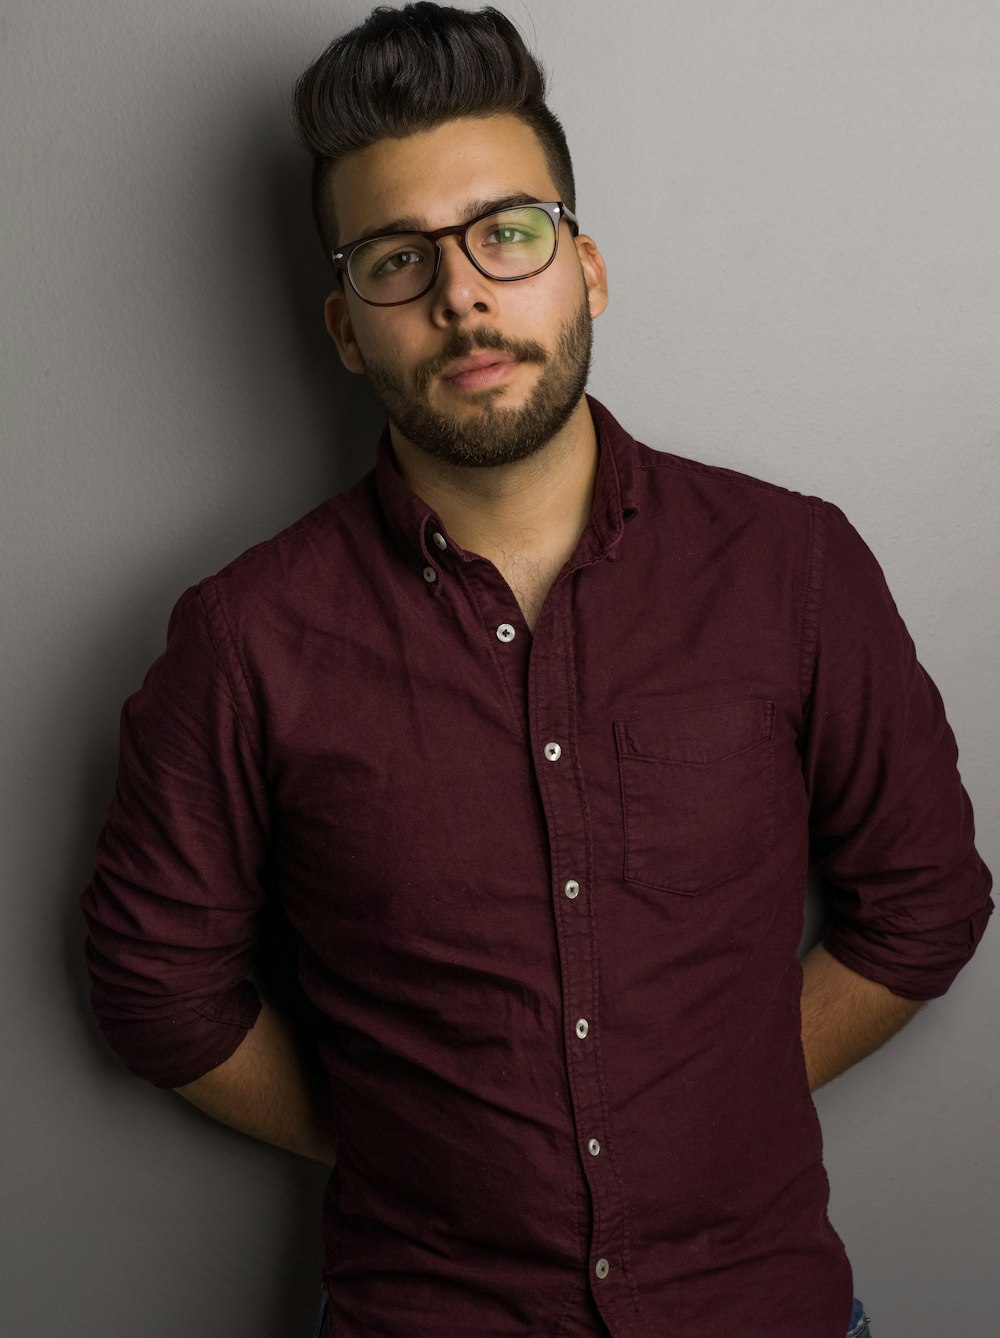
[{"left": 290, "top": 3, "right": 576, "bottom": 258}]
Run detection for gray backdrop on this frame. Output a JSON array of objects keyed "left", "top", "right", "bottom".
[{"left": 2, "top": 2, "right": 998, "bottom": 1334}]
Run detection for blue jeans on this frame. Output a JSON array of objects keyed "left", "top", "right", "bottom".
[
  {"left": 312, "top": 1295, "right": 872, "bottom": 1335},
  {"left": 848, "top": 1295, "right": 873, "bottom": 1337}
]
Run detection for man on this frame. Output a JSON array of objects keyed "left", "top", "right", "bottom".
[{"left": 81, "top": 6, "right": 992, "bottom": 1337}]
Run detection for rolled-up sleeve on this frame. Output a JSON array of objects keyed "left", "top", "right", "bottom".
[
  {"left": 81, "top": 583, "right": 268, "bottom": 1086},
  {"left": 800, "top": 500, "right": 992, "bottom": 1000}
]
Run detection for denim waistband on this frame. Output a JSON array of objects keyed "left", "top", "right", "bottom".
[{"left": 848, "top": 1295, "right": 872, "bottom": 1337}]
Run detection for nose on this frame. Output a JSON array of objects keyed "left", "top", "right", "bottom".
[{"left": 428, "top": 234, "right": 497, "bottom": 326}]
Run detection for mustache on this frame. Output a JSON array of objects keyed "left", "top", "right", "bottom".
[{"left": 414, "top": 328, "right": 548, "bottom": 395}]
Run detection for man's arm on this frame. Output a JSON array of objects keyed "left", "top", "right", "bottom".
[
  {"left": 175, "top": 1001, "right": 338, "bottom": 1166},
  {"left": 799, "top": 942, "right": 923, "bottom": 1092},
  {"left": 795, "top": 502, "right": 990, "bottom": 1072}
]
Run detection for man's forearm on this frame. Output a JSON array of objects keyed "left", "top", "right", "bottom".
[
  {"left": 174, "top": 1000, "right": 337, "bottom": 1165},
  {"left": 800, "top": 942, "right": 924, "bottom": 1092}
]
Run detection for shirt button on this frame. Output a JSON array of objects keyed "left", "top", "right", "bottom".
[
  {"left": 564, "top": 879, "right": 580, "bottom": 900},
  {"left": 575, "top": 1018, "right": 589, "bottom": 1039},
  {"left": 595, "top": 1258, "right": 610, "bottom": 1280},
  {"left": 431, "top": 531, "right": 447, "bottom": 551},
  {"left": 422, "top": 566, "right": 437, "bottom": 584},
  {"left": 587, "top": 1138, "right": 601, "bottom": 1157},
  {"left": 496, "top": 623, "right": 516, "bottom": 643},
  {"left": 543, "top": 741, "right": 562, "bottom": 762}
]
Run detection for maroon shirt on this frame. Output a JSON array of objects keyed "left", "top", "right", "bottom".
[{"left": 82, "top": 396, "right": 991, "bottom": 1337}]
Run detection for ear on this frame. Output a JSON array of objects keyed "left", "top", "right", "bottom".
[
  {"left": 573, "top": 234, "right": 609, "bottom": 320},
  {"left": 324, "top": 288, "right": 366, "bottom": 374}
]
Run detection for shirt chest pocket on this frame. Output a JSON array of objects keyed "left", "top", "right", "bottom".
[{"left": 614, "top": 698, "right": 776, "bottom": 895}]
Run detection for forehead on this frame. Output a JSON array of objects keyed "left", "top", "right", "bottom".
[{"left": 331, "top": 114, "right": 558, "bottom": 244}]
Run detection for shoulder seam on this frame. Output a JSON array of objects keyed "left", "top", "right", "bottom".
[
  {"left": 195, "top": 580, "right": 264, "bottom": 771},
  {"left": 797, "top": 497, "right": 829, "bottom": 707},
  {"left": 637, "top": 447, "right": 810, "bottom": 503}
]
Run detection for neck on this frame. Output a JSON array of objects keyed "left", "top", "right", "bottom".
[{"left": 389, "top": 396, "right": 599, "bottom": 567}]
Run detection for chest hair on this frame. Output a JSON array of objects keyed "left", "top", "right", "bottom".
[{"left": 493, "top": 548, "right": 562, "bottom": 634}]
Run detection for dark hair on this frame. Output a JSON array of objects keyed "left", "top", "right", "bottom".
[{"left": 290, "top": 3, "right": 576, "bottom": 257}]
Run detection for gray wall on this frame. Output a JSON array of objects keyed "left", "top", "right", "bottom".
[{"left": 2, "top": 2, "right": 997, "bottom": 1334}]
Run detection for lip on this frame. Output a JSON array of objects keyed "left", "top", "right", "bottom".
[{"left": 440, "top": 352, "right": 520, "bottom": 389}]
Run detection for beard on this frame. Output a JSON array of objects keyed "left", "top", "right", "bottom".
[{"left": 358, "top": 294, "right": 593, "bottom": 469}]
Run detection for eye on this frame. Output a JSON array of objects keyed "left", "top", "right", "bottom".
[
  {"left": 483, "top": 225, "right": 536, "bottom": 246},
  {"left": 372, "top": 248, "right": 425, "bottom": 276}
]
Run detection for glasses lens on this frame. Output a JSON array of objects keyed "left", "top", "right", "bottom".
[
  {"left": 468, "top": 207, "right": 556, "bottom": 279},
  {"left": 347, "top": 207, "right": 558, "bottom": 304},
  {"left": 349, "top": 235, "right": 436, "bottom": 304}
]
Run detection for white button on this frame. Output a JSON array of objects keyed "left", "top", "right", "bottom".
[
  {"left": 575, "top": 1018, "right": 589, "bottom": 1039},
  {"left": 564, "top": 879, "right": 580, "bottom": 899},
  {"left": 588, "top": 1138, "right": 601, "bottom": 1157},
  {"left": 595, "top": 1258, "right": 610, "bottom": 1279},
  {"left": 422, "top": 567, "right": 437, "bottom": 584},
  {"left": 431, "top": 531, "right": 447, "bottom": 550},
  {"left": 544, "top": 741, "right": 562, "bottom": 762},
  {"left": 496, "top": 623, "right": 516, "bottom": 643}
]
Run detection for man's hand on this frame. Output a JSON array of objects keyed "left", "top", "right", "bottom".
[
  {"left": 800, "top": 942, "right": 924, "bottom": 1092},
  {"left": 175, "top": 1001, "right": 338, "bottom": 1166}
]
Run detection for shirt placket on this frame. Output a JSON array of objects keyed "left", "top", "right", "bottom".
[
  {"left": 424, "top": 523, "right": 534, "bottom": 726},
  {"left": 528, "top": 578, "right": 641, "bottom": 1338}
]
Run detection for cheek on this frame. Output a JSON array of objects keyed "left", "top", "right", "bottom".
[
  {"left": 529, "top": 259, "right": 589, "bottom": 320},
  {"left": 353, "top": 319, "right": 412, "bottom": 373}
]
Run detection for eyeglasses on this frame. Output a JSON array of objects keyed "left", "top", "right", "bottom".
[{"left": 332, "top": 201, "right": 579, "bottom": 307}]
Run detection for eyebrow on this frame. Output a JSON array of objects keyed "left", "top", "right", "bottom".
[{"left": 348, "top": 193, "right": 545, "bottom": 247}]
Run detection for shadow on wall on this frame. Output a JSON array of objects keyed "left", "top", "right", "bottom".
[
  {"left": 68, "top": 105, "right": 387, "bottom": 1337},
  {"left": 262, "top": 108, "right": 386, "bottom": 493}
]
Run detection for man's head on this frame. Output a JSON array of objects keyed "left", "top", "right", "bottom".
[{"left": 291, "top": 4, "right": 607, "bottom": 468}]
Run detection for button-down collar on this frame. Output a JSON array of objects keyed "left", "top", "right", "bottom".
[{"left": 374, "top": 395, "right": 641, "bottom": 589}]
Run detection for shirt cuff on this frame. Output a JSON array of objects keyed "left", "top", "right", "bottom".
[
  {"left": 822, "top": 895, "right": 993, "bottom": 1002},
  {"left": 89, "top": 974, "right": 263, "bottom": 1088}
]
